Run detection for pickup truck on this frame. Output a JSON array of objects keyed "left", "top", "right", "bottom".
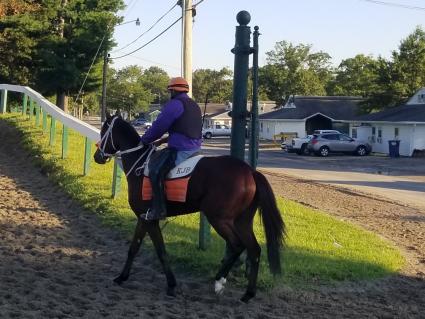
[
  {"left": 286, "top": 136, "right": 313, "bottom": 155},
  {"left": 202, "top": 124, "right": 231, "bottom": 139},
  {"left": 287, "top": 130, "right": 341, "bottom": 155}
]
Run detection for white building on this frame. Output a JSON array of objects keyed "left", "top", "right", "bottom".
[
  {"left": 258, "top": 96, "right": 362, "bottom": 141},
  {"left": 349, "top": 89, "right": 425, "bottom": 156}
]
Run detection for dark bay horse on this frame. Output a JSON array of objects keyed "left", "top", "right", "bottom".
[{"left": 93, "top": 114, "right": 285, "bottom": 302}]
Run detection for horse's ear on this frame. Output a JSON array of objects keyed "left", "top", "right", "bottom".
[{"left": 105, "top": 110, "right": 112, "bottom": 121}]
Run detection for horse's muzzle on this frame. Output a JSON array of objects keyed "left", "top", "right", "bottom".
[{"left": 93, "top": 149, "right": 110, "bottom": 164}]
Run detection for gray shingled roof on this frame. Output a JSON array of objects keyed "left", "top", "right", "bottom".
[
  {"left": 259, "top": 96, "right": 363, "bottom": 121},
  {"left": 354, "top": 104, "right": 425, "bottom": 122}
]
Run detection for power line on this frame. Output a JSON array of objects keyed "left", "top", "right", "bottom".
[
  {"left": 74, "top": 1, "right": 141, "bottom": 103},
  {"left": 111, "top": 17, "right": 182, "bottom": 60},
  {"left": 359, "top": 0, "right": 425, "bottom": 11},
  {"left": 128, "top": 55, "right": 181, "bottom": 70},
  {"left": 111, "top": 2, "right": 179, "bottom": 54}
]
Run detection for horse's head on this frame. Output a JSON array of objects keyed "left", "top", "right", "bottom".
[{"left": 93, "top": 112, "right": 142, "bottom": 165}]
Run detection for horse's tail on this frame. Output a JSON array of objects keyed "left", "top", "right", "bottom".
[{"left": 253, "top": 170, "right": 285, "bottom": 275}]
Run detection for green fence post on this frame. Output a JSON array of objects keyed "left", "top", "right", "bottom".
[
  {"left": 22, "top": 94, "right": 28, "bottom": 115},
  {"left": 0, "top": 89, "right": 7, "bottom": 113},
  {"left": 49, "top": 117, "right": 56, "bottom": 146},
  {"left": 29, "top": 98, "right": 34, "bottom": 120},
  {"left": 42, "top": 111, "right": 47, "bottom": 133},
  {"left": 83, "top": 137, "right": 91, "bottom": 175},
  {"left": 199, "top": 213, "right": 211, "bottom": 250},
  {"left": 35, "top": 104, "right": 41, "bottom": 126},
  {"left": 112, "top": 159, "right": 123, "bottom": 198},
  {"left": 62, "top": 125, "right": 68, "bottom": 159}
]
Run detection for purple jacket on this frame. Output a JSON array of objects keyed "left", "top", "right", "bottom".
[{"left": 141, "top": 93, "right": 202, "bottom": 151}]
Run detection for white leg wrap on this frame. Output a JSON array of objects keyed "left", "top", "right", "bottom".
[{"left": 214, "top": 277, "right": 227, "bottom": 295}]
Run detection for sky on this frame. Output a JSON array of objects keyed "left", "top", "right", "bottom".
[{"left": 111, "top": 0, "right": 425, "bottom": 77}]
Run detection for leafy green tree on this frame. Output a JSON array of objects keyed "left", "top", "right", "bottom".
[
  {"left": 259, "top": 41, "right": 333, "bottom": 106},
  {"left": 139, "top": 66, "right": 169, "bottom": 105},
  {"left": 107, "top": 65, "right": 151, "bottom": 117},
  {"left": 0, "top": 0, "right": 124, "bottom": 112},
  {"left": 192, "top": 68, "right": 233, "bottom": 104},
  {"left": 363, "top": 27, "right": 425, "bottom": 111},
  {"left": 328, "top": 54, "right": 380, "bottom": 97}
]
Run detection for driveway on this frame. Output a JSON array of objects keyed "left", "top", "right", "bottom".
[
  {"left": 260, "top": 152, "right": 425, "bottom": 210},
  {"left": 202, "top": 144, "right": 425, "bottom": 210}
]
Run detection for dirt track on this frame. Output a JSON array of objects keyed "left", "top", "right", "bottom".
[{"left": 0, "top": 119, "right": 424, "bottom": 318}]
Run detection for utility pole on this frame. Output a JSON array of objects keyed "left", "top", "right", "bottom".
[
  {"left": 101, "top": 49, "right": 108, "bottom": 124},
  {"left": 56, "top": 0, "right": 68, "bottom": 112},
  {"left": 182, "top": 0, "right": 193, "bottom": 97}
]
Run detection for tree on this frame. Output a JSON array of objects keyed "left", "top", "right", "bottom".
[
  {"left": 139, "top": 66, "right": 169, "bottom": 105},
  {"left": 192, "top": 68, "right": 233, "bottom": 104},
  {"left": 259, "top": 41, "right": 333, "bottom": 106},
  {"left": 0, "top": 0, "right": 124, "bottom": 112},
  {"left": 363, "top": 27, "right": 425, "bottom": 111},
  {"left": 0, "top": 2, "right": 43, "bottom": 86},
  {"left": 107, "top": 65, "right": 151, "bottom": 117},
  {"left": 328, "top": 54, "right": 380, "bottom": 97}
]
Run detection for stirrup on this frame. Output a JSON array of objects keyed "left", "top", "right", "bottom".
[{"left": 140, "top": 209, "right": 166, "bottom": 221}]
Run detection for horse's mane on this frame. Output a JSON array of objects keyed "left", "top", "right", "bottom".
[{"left": 114, "top": 117, "right": 141, "bottom": 146}]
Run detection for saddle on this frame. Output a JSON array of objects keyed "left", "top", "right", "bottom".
[{"left": 141, "top": 154, "right": 203, "bottom": 202}]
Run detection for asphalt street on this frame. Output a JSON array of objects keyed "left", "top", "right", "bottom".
[{"left": 202, "top": 144, "right": 425, "bottom": 210}]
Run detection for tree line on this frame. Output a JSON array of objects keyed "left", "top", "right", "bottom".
[{"left": 2, "top": 1, "right": 425, "bottom": 116}]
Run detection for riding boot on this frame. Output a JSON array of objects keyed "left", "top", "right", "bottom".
[
  {"left": 149, "top": 174, "right": 167, "bottom": 220},
  {"left": 142, "top": 148, "right": 176, "bottom": 221}
]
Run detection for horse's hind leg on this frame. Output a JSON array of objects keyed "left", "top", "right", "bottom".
[
  {"left": 147, "top": 221, "right": 177, "bottom": 297},
  {"left": 114, "top": 219, "right": 147, "bottom": 284},
  {"left": 209, "top": 219, "right": 244, "bottom": 294},
  {"left": 235, "top": 220, "right": 261, "bottom": 303}
]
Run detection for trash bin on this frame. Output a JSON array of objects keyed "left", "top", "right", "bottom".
[{"left": 388, "top": 140, "right": 400, "bottom": 158}]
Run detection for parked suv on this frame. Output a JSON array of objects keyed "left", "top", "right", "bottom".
[
  {"left": 287, "top": 130, "right": 340, "bottom": 155},
  {"left": 308, "top": 132, "right": 372, "bottom": 157}
]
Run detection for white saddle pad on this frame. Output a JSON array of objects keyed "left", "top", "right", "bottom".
[{"left": 144, "top": 155, "right": 204, "bottom": 179}]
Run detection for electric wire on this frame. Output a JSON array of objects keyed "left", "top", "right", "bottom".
[
  {"left": 111, "top": 16, "right": 182, "bottom": 60},
  {"left": 359, "top": 0, "right": 425, "bottom": 11},
  {"left": 111, "top": 2, "right": 179, "bottom": 54},
  {"left": 74, "top": 0, "right": 140, "bottom": 103}
]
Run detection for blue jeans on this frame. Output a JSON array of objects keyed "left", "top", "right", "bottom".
[{"left": 175, "top": 150, "right": 200, "bottom": 166}]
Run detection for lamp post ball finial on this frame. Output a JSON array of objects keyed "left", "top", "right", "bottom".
[{"left": 236, "top": 11, "right": 251, "bottom": 26}]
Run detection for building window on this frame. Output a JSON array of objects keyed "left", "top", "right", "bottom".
[
  {"left": 351, "top": 128, "right": 357, "bottom": 138},
  {"left": 260, "top": 122, "right": 263, "bottom": 132},
  {"left": 394, "top": 127, "right": 399, "bottom": 139}
]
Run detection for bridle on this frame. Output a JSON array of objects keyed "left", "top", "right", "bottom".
[{"left": 97, "top": 116, "right": 155, "bottom": 177}]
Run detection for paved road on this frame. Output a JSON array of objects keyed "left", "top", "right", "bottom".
[{"left": 202, "top": 145, "right": 425, "bottom": 210}]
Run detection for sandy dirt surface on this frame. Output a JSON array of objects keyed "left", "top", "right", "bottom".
[{"left": 0, "top": 119, "right": 424, "bottom": 318}]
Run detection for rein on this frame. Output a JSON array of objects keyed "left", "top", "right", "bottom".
[{"left": 98, "top": 117, "right": 155, "bottom": 177}]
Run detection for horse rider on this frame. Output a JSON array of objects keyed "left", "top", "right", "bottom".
[{"left": 140, "top": 77, "right": 202, "bottom": 221}]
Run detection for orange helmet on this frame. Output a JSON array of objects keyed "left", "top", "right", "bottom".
[{"left": 167, "top": 77, "right": 189, "bottom": 92}]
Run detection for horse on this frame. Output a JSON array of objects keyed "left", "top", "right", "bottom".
[{"left": 93, "top": 114, "right": 285, "bottom": 303}]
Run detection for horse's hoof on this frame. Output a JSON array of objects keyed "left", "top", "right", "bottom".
[
  {"left": 214, "top": 277, "right": 226, "bottom": 295},
  {"left": 113, "top": 275, "right": 127, "bottom": 285},
  {"left": 166, "top": 286, "right": 176, "bottom": 297},
  {"left": 240, "top": 291, "right": 255, "bottom": 303}
]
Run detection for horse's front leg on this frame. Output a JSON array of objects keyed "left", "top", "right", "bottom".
[
  {"left": 147, "top": 221, "right": 177, "bottom": 297},
  {"left": 114, "top": 218, "right": 147, "bottom": 284}
]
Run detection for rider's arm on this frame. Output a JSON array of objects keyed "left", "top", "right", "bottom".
[
  {"left": 153, "top": 136, "right": 169, "bottom": 146},
  {"left": 140, "top": 99, "right": 184, "bottom": 144}
]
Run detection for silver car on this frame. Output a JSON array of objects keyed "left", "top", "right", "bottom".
[{"left": 308, "top": 133, "right": 372, "bottom": 157}]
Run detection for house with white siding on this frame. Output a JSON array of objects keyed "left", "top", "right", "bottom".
[
  {"left": 258, "top": 96, "right": 362, "bottom": 140},
  {"left": 349, "top": 89, "right": 425, "bottom": 156}
]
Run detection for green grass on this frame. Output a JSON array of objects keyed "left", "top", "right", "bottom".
[{"left": 0, "top": 113, "right": 405, "bottom": 288}]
